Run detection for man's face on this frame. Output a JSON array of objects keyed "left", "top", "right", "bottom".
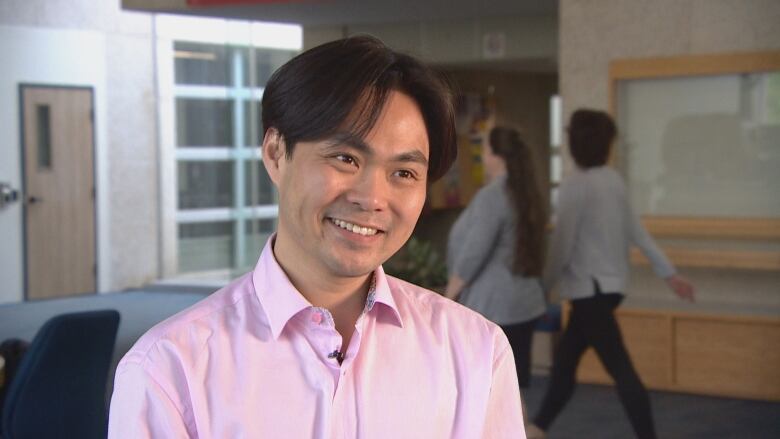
[{"left": 266, "top": 91, "right": 429, "bottom": 281}]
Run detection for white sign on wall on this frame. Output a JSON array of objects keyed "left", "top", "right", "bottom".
[{"left": 482, "top": 32, "right": 506, "bottom": 59}]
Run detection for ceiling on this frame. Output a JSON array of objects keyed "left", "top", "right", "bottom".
[{"left": 125, "top": 0, "right": 558, "bottom": 27}]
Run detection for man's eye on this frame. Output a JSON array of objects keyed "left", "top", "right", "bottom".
[
  {"left": 395, "top": 170, "right": 416, "bottom": 180},
  {"left": 335, "top": 154, "right": 357, "bottom": 166}
]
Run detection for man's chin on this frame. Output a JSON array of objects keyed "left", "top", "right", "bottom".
[{"left": 324, "top": 255, "right": 383, "bottom": 279}]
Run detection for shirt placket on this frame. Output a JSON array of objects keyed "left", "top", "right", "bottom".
[
  {"left": 314, "top": 274, "right": 377, "bottom": 438},
  {"left": 307, "top": 307, "right": 343, "bottom": 385}
]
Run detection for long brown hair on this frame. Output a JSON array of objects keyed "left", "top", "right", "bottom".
[{"left": 488, "top": 127, "right": 547, "bottom": 276}]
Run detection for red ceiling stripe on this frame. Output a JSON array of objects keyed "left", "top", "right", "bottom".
[{"left": 187, "top": 0, "right": 314, "bottom": 6}]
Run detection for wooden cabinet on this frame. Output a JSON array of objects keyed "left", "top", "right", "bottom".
[{"left": 570, "top": 306, "right": 780, "bottom": 401}]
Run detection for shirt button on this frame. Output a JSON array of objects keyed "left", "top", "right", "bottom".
[{"left": 311, "top": 312, "right": 323, "bottom": 325}]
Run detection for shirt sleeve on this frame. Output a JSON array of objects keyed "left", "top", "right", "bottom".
[
  {"left": 626, "top": 201, "right": 675, "bottom": 278},
  {"left": 449, "top": 186, "right": 506, "bottom": 285},
  {"left": 543, "top": 179, "right": 583, "bottom": 293},
  {"left": 108, "top": 361, "right": 195, "bottom": 439},
  {"left": 481, "top": 331, "right": 527, "bottom": 438}
]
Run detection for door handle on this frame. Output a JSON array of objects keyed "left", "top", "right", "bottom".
[
  {"left": 1, "top": 182, "right": 20, "bottom": 210},
  {"left": 28, "top": 196, "right": 42, "bottom": 204}
]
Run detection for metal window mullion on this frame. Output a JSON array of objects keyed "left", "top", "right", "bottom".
[
  {"left": 175, "top": 147, "right": 260, "bottom": 161},
  {"left": 175, "top": 85, "right": 231, "bottom": 99},
  {"left": 176, "top": 205, "right": 277, "bottom": 224},
  {"left": 159, "top": 33, "right": 180, "bottom": 278},
  {"left": 230, "top": 88, "right": 261, "bottom": 100},
  {"left": 245, "top": 42, "right": 260, "bottom": 271},
  {"left": 231, "top": 48, "right": 247, "bottom": 270},
  {"left": 177, "top": 208, "right": 235, "bottom": 223},
  {"left": 246, "top": 204, "right": 279, "bottom": 220}
]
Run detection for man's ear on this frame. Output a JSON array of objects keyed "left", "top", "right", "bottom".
[{"left": 262, "top": 127, "right": 285, "bottom": 186}]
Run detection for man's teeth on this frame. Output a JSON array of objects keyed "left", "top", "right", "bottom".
[{"left": 332, "top": 219, "right": 378, "bottom": 236}]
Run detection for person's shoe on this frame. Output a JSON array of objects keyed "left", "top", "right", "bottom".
[{"left": 525, "top": 423, "right": 546, "bottom": 439}]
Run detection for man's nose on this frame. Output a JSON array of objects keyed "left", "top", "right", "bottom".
[{"left": 346, "top": 168, "right": 389, "bottom": 212}]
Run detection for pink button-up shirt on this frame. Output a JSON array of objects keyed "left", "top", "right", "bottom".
[{"left": 108, "top": 239, "right": 526, "bottom": 438}]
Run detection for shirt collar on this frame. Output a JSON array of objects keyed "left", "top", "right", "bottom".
[
  {"left": 253, "top": 235, "right": 403, "bottom": 340},
  {"left": 370, "top": 265, "right": 404, "bottom": 328}
]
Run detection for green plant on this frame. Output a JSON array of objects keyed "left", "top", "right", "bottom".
[{"left": 384, "top": 237, "right": 448, "bottom": 290}]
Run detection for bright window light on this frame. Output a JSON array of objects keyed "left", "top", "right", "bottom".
[
  {"left": 251, "top": 22, "right": 302, "bottom": 50},
  {"left": 550, "top": 94, "right": 562, "bottom": 148},
  {"left": 156, "top": 14, "right": 302, "bottom": 50}
]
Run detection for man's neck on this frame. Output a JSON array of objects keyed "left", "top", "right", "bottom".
[{"left": 271, "top": 240, "right": 372, "bottom": 351}]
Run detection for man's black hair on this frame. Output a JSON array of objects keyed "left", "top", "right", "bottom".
[
  {"left": 568, "top": 109, "right": 616, "bottom": 168},
  {"left": 262, "top": 35, "right": 457, "bottom": 181}
]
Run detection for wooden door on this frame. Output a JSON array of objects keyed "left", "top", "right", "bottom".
[{"left": 22, "top": 86, "right": 96, "bottom": 300}]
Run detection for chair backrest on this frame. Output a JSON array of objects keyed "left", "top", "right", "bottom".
[{"left": 1, "top": 309, "right": 120, "bottom": 439}]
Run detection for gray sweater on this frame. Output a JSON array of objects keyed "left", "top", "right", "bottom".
[
  {"left": 544, "top": 166, "right": 675, "bottom": 299},
  {"left": 447, "top": 174, "right": 546, "bottom": 325}
]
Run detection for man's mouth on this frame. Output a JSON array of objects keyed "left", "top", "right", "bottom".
[{"left": 328, "top": 217, "right": 381, "bottom": 237}]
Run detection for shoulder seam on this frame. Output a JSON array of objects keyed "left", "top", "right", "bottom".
[
  {"left": 130, "top": 289, "right": 254, "bottom": 363},
  {"left": 138, "top": 358, "right": 197, "bottom": 433}
]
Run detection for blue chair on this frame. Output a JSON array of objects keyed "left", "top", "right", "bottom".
[
  {"left": 1, "top": 310, "right": 120, "bottom": 439},
  {"left": 535, "top": 303, "right": 562, "bottom": 333}
]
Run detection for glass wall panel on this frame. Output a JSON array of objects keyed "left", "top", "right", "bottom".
[
  {"left": 617, "top": 72, "right": 780, "bottom": 217},
  {"left": 251, "top": 48, "right": 299, "bottom": 86},
  {"left": 176, "top": 98, "right": 233, "bottom": 147},
  {"left": 177, "top": 161, "right": 234, "bottom": 209},
  {"left": 174, "top": 42, "right": 231, "bottom": 86},
  {"left": 243, "top": 100, "right": 262, "bottom": 146},
  {"left": 244, "top": 161, "right": 274, "bottom": 206},
  {"left": 164, "top": 17, "right": 300, "bottom": 277},
  {"left": 243, "top": 218, "right": 276, "bottom": 267},
  {"left": 178, "top": 222, "right": 234, "bottom": 272}
]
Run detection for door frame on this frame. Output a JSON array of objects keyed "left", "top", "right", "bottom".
[{"left": 18, "top": 83, "right": 98, "bottom": 301}]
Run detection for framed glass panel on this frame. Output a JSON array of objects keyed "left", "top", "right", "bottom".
[
  {"left": 244, "top": 160, "right": 274, "bottom": 206},
  {"left": 178, "top": 221, "right": 234, "bottom": 272},
  {"left": 617, "top": 72, "right": 780, "bottom": 218},
  {"left": 176, "top": 98, "right": 233, "bottom": 147},
  {"left": 165, "top": 21, "right": 299, "bottom": 276},
  {"left": 243, "top": 218, "right": 276, "bottom": 266},
  {"left": 243, "top": 100, "right": 262, "bottom": 146},
  {"left": 174, "top": 41, "right": 231, "bottom": 86},
  {"left": 177, "top": 161, "right": 234, "bottom": 209},
  {"left": 36, "top": 104, "right": 52, "bottom": 169},
  {"left": 251, "top": 48, "right": 299, "bottom": 86}
]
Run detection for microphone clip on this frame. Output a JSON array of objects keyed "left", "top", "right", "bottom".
[{"left": 328, "top": 350, "right": 345, "bottom": 364}]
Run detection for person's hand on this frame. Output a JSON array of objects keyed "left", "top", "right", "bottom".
[
  {"left": 665, "top": 274, "right": 695, "bottom": 302},
  {"left": 445, "top": 276, "right": 465, "bottom": 301}
]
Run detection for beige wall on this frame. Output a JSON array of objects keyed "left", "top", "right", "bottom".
[
  {"left": 304, "top": 15, "right": 557, "bottom": 70},
  {"left": 560, "top": 0, "right": 780, "bottom": 123},
  {"left": 560, "top": 0, "right": 780, "bottom": 309}
]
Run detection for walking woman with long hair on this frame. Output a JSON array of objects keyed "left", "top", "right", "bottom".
[{"left": 446, "top": 126, "right": 548, "bottom": 397}]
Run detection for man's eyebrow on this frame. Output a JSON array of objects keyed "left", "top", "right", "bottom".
[
  {"left": 393, "top": 150, "right": 429, "bottom": 167},
  {"left": 324, "top": 132, "right": 429, "bottom": 167},
  {"left": 324, "top": 132, "right": 371, "bottom": 153}
]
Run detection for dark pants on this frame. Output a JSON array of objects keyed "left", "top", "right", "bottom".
[
  {"left": 533, "top": 285, "right": 656, "bottom": 439},
  {"left": 500, "top": 318, "right": 538, "bottom": 388}
]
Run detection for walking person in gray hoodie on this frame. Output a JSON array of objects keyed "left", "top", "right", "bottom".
[{"left": 526, "top": 109, "right": 695, "bottom": 439}]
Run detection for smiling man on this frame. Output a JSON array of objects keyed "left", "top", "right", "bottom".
[{"left": 108, "top": 36, "right": 526, "bottom": 438}]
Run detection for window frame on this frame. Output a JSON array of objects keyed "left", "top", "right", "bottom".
[{"left": 155, "top": 15, "right": 300, "bottom": 279}]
